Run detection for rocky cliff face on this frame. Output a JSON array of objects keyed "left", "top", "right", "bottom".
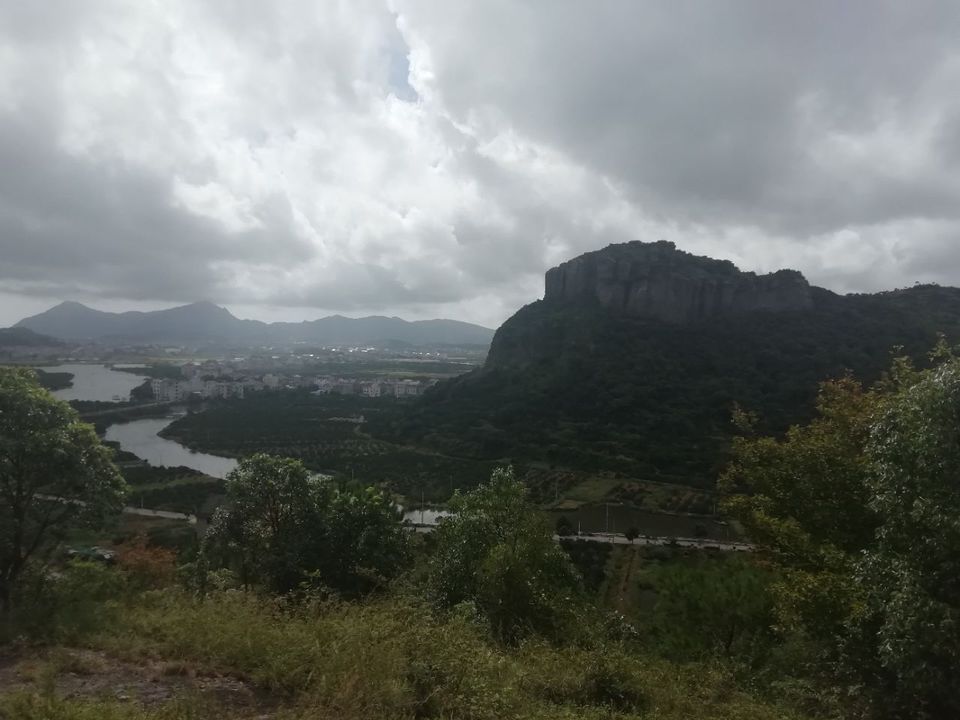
[{"left": 544, "top": 240, "right": 813, "bottom": 322}]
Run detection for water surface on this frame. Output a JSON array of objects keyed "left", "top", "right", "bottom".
[
  {"left": 105, "top": 417, "right": 238, "bottom": 479},
  {"left": 41, "top": 363, "right": 147, "bottom": 402}
]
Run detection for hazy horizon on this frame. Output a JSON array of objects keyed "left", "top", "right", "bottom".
[{"left": 5, "top": 297, "right": 496, "bottom": 329}]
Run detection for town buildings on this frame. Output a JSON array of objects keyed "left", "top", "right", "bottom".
[{"left": 149, "top": 376, "right": 245, "bottom": 402}]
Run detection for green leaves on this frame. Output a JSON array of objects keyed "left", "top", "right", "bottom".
[
  {"left": 851, "top": 360, "right": 960, "bottom": 716},
  {"left": 648, "top": 557, "right": 776, "bottom": 662},
  {"left": 428, "top": 467, "right": 583, "bottom": 644},
  {"left": 0, "top": 367, "right": 126, "bottom": 611},
  {"left": 722, "top": 351, "right": 960, "bottom": 716},
  {"left": 723, "top": 377, "right": 880, "bottom": 558},
  {"left": 203, "top": 454, "right": 410, "bottom": 596}
]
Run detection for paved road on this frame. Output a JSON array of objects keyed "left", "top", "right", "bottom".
[
  {"left": 551, "top": 532, "right": 753, "bottom": 552},
  {"left": 42, "top": 494, "right": 751, "bottom": 550},
  {"left": 409, "top": 522, "right": 752, "bottom": 552},
  {"left": 37, "top": 494, "right": 197, "bottom": 525},
  {"left": 122, "top": 505, "right": 197, "bottom": 524},
  {"left": 125, "top": 510, "right": 751, "bottom": 550}
]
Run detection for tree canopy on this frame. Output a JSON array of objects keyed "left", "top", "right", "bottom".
[
  {"left": 427, "top": 467, "right": 582, "bottom": 644},
  {"left": 722, "top": 352, "right": 960, "bottom": 717},
  {"left": 0, "top": 367, "right": 126, "bottom": 612},
  {"left": 203, "top": 453, "right": 410, "bottom": 596}
]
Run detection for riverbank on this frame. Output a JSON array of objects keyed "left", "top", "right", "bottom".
[
  {"left": 34, "top": 368, "right": 74, "bottom": 391},
  {"left": 105, "top": 416, "right": 238, "bottom": 479},
  {"left": 38, "top": 363, "right": 149, "bottom": 403}
]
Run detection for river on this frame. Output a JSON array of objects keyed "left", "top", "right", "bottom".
[
  {"left": 41, "top": 363, "right": 148, "bottom": 402},
  {"left": 101, "top": 419, "right": 731, "bottom": 536},
  {"left": 105, "top": 416, "right": 238, "bottom": 479},
  {"left": 101, "top": 416, "right": 727, "bottom": 534}
]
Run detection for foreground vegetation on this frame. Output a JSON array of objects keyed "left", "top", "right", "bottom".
[
  {"left": 5, "top": 340, "right": 960, "bottom": 717},
  {"left": 0, "top": 573, "right": 811, "bottom": 720}
]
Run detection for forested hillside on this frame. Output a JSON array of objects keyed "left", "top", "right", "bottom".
[{"left": 381, "top": 243, "right": 960, "bottom": 487}]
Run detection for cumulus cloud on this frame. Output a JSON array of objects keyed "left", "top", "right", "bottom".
[{"left": 1, "top": 1, "right": 960, "bottom": 327}]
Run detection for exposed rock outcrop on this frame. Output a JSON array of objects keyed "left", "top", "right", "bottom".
[{"left": 544, "top": 240, "right": 813, "bottom": 322}]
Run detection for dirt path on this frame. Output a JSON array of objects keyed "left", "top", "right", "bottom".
[
  {"left": 0, "top": 647, "right": 275, "bottom": 716},
  {"left": 612, "top": 546, "right": 642, "bottom": 613}
]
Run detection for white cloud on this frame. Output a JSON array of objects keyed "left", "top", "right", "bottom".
[{"left": 1, "top": 1, "right": 960, "bottom": 329}]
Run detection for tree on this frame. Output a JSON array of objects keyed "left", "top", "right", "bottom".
[
  {"left": 722, "top": 352, "right": 960, "bottom": 716},
  {"left": 203, "top": 454, "right": 323, "bottom": 592},
  {"left": 851, "top": 358, "right": 960, "bottom": 717},
  {"left": 203, "top": 454, "right": 410, "bottom": 596},
  {"left": 720, "top": 378, "right": 880, "bottom": 641},
  {"left": 0, "top": 368, "right": 126, "bottom": 613},
  {"left": 624, "top": 526, "right": 639, "bottom": 543},
  {"left": 649, "top": 556, "right": 776, "bottom": 661},
  {"left": 321, "top": 485, "right": 412, "bottom": 594},
  {"left": 115, "top": 534, "right": 176, "bottom": 590},
  {"left": 427, "top": 467, "right": 582, "bottom": 644}
]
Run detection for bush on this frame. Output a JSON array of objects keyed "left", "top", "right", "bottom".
[
  {"left": 4, "top": 561, "right": 127, "bottom": 643},
  {"left": 115, "top": 535, "right": 177, "bottom": 590}
]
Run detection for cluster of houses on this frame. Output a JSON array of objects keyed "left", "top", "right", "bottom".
[
  {"left": 149, "top": 367, "right": 436, "bottom": 403},
  {"left": 314, "top": 377, "right": 434, "bottom": 398},
  {"left": 149, "top": 376, "right": 247, "bottom": 402}
]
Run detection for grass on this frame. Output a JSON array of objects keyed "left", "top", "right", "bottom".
[{"left": 0, "top": 580, "right": 822, "bottom": 720}]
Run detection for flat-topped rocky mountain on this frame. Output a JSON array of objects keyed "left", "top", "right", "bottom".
[
  {"left": 544, "top": 240, "right": 812, "bottom": 322},
  {"left": 382, "top": 240, "right": 960, "bottom": 488}
]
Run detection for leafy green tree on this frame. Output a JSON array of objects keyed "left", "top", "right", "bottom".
[
  {"left": 722, "top": 352, "right": 960, "bottom": 716},
  {"left": 720, "top": 378, "right": 879, "bottom": 641},
  {"left": 427, "top": 467, "right": 582, "bottom": 644},
  {"left": 204, "top": 454, "right": 409, "bottom": 596},
  {"left": 851, "top": 359, "right": 960, "bottom": 717},
  {"left": 0, "top": 368, "right": 125, "bottom": 613},
  {"left": 649, "top": 556, "right": 776, "bottom": 661},
  {"left": 204, "top": 454, "right": 324, "bottom": 592},
  {"left": 321, "top": 485, "right": 412, "bottom": 594}
]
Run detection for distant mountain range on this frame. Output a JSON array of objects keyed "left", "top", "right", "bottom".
[
  {"left": 13, "top": 301, "right": 494, "bottom": 347},
  {"left": 381, "top": 240, "right": 960, "bottom": 487}
]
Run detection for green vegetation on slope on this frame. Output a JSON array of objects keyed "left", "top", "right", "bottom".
[
  {"left": 722, "top": 347, "right": 960, "bottom": 716},
  {"left": 0, "top": 577, "right": 813, "bottom": 720},
  {"left": 33, "top": 368, "right": 74, "bottom": 391},
  {"left": 388, "top": 285, "right": 960, "bottom": 487},
  {"left": 121, "top": 464, "right": 224, "bottom": 515},
  {"left": 160, "top": 391, "right": 498, "bottom": 502}
]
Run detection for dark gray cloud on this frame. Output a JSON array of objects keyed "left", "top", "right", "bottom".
[
  {"left": 1, "top": 1, "right": 960, "bottom": 327},
  {"left": 398, "top": 0, "right": 960, "bottom": 234}
]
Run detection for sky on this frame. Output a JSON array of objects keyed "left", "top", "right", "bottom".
[{"left": 3, "top": 1, "right": 960, "bottom": 329}]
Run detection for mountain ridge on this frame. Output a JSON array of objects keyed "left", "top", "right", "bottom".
[
  {"left": 377, "top": 240, "right": 960, "bottom": 487},
  {"left": 543, "top": 240, "right": 814, "bottom": 322},
  {"left": 14, "top": 301, "right": 494, "bottom": 347}
]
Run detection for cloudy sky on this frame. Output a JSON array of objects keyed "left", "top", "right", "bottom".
[{"left": 2, "top": 1, "right": 960, "bottom": 329}]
